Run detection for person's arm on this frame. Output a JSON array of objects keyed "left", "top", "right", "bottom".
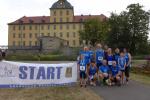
[{"left": 127, "top": 53, "right": 132, "bottom": 66}]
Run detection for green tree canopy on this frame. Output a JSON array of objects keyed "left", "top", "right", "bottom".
[{"left": 79, "top": 18, "right": 109, "bottom": 46}]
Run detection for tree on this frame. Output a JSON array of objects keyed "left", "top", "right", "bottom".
[
  {"left": 126, "top": 3, "right": 150, "bottom": 54},
  {"left": 79, "top": 18, "right": 109, "bottom": 46},
  {"left": 108, "top": 3, "right": 150, "bottom": 54}
]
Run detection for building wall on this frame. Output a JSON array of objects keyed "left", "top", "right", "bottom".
[{"left": 8, "top": 5, "right": 84, "bottom": 47}]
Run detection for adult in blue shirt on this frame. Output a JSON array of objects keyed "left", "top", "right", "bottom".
[
  {"left": 110, "top": 61, "right": 121, "bottom": 86},
  {"left": 79, "top": 46, "right": 91, "bottom": 68},
  {"left": 106, "top": 48, "right": 114, "bottom": 69},
  {"left": 123, "top": 48, "right": 132, "bottom": 84},
  {"left": 113, "top": 48, "right": 120, "bottom": 64},
  {"left": 99, "top": 60, "right": 111, "bottom": 85},
  {"left": 95, "top": 43, "right": 104, "bottom": 69}
]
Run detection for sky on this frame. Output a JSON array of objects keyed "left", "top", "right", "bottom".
[{"left": 0, "top": 0, "right": 150, "bottom": 45}]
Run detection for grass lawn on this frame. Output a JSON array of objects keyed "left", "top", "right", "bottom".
[
  {"left": 0, "top": 86, "right": 103, "bottom": 100},
  {"left": 131, "top": 73, "right": 150, "bottom": 85}
]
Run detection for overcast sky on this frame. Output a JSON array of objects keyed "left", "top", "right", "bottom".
[{"left": 0, "top": 0, "right": 150, "bottom": 45}]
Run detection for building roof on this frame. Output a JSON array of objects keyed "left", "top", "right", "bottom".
[
  {"left": 8, "top": 14, "right": 107, "bottom": 25},
  {"left": 51, "top": 0, "right": 73, "bottom": 9}
]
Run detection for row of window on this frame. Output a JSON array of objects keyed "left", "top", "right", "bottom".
[
  {"left": 12, "top": 40, "right": 77, "bottom": 46},
  {"left": 12, "top": 24, "right": 83, "bottom": 31},
  {"left": 12, "top": 32, "right": 77, "bottom": 38},
  {"left": 53, "top": 17, "right": 70, "bottom": 22},
  {"left": 53, "top": 10, "right": 70, "bottom": 16}
]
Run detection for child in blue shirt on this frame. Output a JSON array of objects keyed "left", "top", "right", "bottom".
[{"left": 118, "top": 52, "right": 126, "bottom": 84}]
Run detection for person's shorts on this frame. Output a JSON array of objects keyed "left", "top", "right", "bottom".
[
  {"left": 120, "top": 69, "right": 125, "bottom": 72},
  {"left": 80, "top": 71, "right": 86, "bottom": 79},
  {"left": 125, "top": 66, "right": 130, "bottom": 77}
]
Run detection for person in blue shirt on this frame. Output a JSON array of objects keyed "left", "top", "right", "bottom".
[
  {"left": 113, "top": 48, "right": 120, "bottom": 64},
  {"left": 79, "top": 46, "right": 91, "bottom": 68},
  {"left": 123, "top": 48, "right": 132, "bottom": 84},
  {"left": 95, "top": 43, "right": 104, "bottom": 69},
  {"left": 78, "top": 54, "right": 87, "bottom": 87},
  {"left": 88, "top": 61, "right": 98, "bottom": 86},
  {"left": 118, "top": 52, "right": 126, "bottom": 84},
  {"left": 110, "top": 61, "right": 121, "bottom": 86},
  {"left": 99, "top": 60, "right": 111, "bottom": 85},
  {"left": 106, "top": 48, "right": 114, "bottom": 69}
]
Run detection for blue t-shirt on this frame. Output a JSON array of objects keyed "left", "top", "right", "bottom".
[
  {"left": 89, "top": 50, "right": 94, "bottom": 61},
  {"left": 125, "top": 53, "right": 129, "bottom": 64},
  {"left": 111, "top": 66, "right": 120, "bottom": 77},
  {"left": 106, "top": 55, "right": 114, "bottom": 66},
  {"left": 79, "top": 59, "right": 87, "bottom": 72},
  {"left": 113, "top": 53, "right": 120, "bottom": 64},
  {"left": 118, "top": 57, "right": 126, "bottom": 70},
  {"left": 95, "top": 49, "right": 104, "bottom": 64},
  {"left": 89, "top": 65, "right": 97, "bottom": 76},
  {"left": 99, "top": 65, "right": 110, "bottom": 73},
  {"left": 80, "top": 50, "right": 90, "bottom": 64}
]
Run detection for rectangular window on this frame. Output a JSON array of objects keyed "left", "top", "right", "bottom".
[
  {"left": 60, "top": 25, "right": 63, "bottom": 30},
  {"left": 13, "top": 41, "right": 15, "bottom": 46},
  {"left": 18, "top": 26, "right": 21, "bottom": 30},
  {"left": 53, "top": 11, "right": 56, "bottom": 16},
  {"left": 54, "top": 18, "right": 56, "bottom": 22},
  {"left": 60, "top": 32, "right": 63, "bottom": 37},
  {"left": 54, "top": 32, "right": 56, "bottom": 37},
  {"left": 13, "top": 26, "right": 15, "bottom": 30},
  {"left": 66, "top": 24, "right": 69, "bottom": 30},
  {"left": 23, "top": 26, "right": 25, "bottom": 30},
  {"left": 35, "top": 33, "right": 38, "bottom": 38},
  {"left": 35, "top": 25, "right": 38, "bottom": 30},
  {"left": 54, "top": 25, "right": 56, "bottom": 30},
  {"left": 73, "top": 40, "right": 76, "bottom": 46},
  {"left": 66, "top": 18, "right": 69, "bottom": 22},
  {"left": 29, "top": 41, "right": 32, "bottom": 46},
  {"left": 73, "top": 24, "right": 76, "bottom": 29},
  {"left": 18, "top": 33, "right": 21, "bottom": 38},
  {"left": 41, "top": 25, "right": 44, "bottom": 30},
  {"left": 23, "top": 33, "right": 25, "bottom": 38},
  {"left": 60, "top": 18, "right": 62, "bottom": 22},
  {"left": 29, "top": 25, "right": 32, "bottom": 30},
  {"left": 13, "top": 33, "right": 15, "bottom": 38},
  {"left": 29, "top": 33, "right": 32, "bottom": 38},
  {"left": 35, "top": 41, "right": 38, "bottom": 46},
  {"left": 47, "top": 33, "right": 50, "bottom": 36},
  {"left": 48, "top": 25, "right": 50, "bottom": 30},
  {"left": 67, "top": 32, "right": 69, "bottom": 38},
  {"left": 73, "top": 32, "right": 76, "bottom": 38},
  {"left": 18, "top": 41, "right": 21, "bottom": 46},
  {"left": 23, "top": 41, "right": 25, "bottom": 46},
  {"left": 60, "top": 10, "right": 62, "bottom": 16},
  {"left": 66, "top": 10, "right": 69, "bottom": 15}
]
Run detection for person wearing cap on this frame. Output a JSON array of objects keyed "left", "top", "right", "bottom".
[{"left": 95, "top": 43, "right": 104, "bottom": 69}]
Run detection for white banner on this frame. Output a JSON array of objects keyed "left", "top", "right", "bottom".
[{"left": 0, "top": 61, "right": 77, "bottom": 88}]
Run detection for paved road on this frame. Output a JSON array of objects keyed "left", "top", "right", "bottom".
[{"left": 90, "top": 80, "right": 150, "bottom": 100}]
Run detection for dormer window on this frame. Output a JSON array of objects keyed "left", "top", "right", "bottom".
[
  {"left": 29, "top": 19, "right": 34, "bottom": 23},
  {"left": 42, "top": 20, "right": 45, "bottom": 23}
]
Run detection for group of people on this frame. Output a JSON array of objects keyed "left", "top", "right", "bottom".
[{"left": 77, "top": 43, "right": 132, "bottom": 87}]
